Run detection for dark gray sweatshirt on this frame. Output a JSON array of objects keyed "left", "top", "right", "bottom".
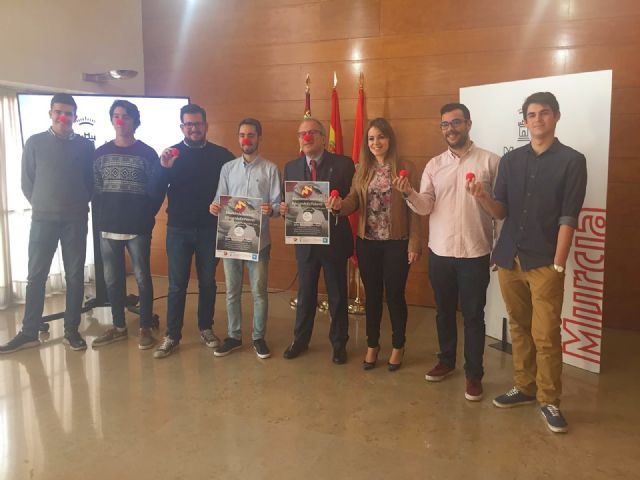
[{"left": 21, "top": 129, "right": 95, "bottom": 222}]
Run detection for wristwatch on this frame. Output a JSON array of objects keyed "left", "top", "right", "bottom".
[{"left": 553, "top": 264, "right": 565, "bottom": 273}]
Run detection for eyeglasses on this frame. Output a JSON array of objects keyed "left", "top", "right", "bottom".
[
  {"left": 439, "top": 118, "right": 467, "bottom": 130},
  {"left": 182, "top": 121, "right": 204, "bottom": 129},
  {"left": 297, "top": 129, "right": 322, "bottom": 138}
]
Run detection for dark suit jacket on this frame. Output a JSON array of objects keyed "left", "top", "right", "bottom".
[{"left": 284, "top": 150, "right": 355, "bottom": 262}]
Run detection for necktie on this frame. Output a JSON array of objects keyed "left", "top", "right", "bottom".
[{"left": 310, "top": 159, "right": 317, "bottom": 181}]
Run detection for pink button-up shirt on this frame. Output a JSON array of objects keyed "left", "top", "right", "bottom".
[{"left": 406, "top": 144, "right": 500, "bottom": 258}]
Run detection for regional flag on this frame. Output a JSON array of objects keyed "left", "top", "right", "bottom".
[{"left": 328, "top": 72, "right": 343, "bottom": 154}]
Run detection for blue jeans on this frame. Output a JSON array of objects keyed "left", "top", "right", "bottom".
[
  {"left": 100, "top": 234, "right": 153, "bottom": 329},
  {"left": 223, "top": 245, "right": 270, "bottom": 341},
  {"left": 22, "top": 219, "right": 88, "bottom": 338},
  {"left": 428, "top": 249, "right": 490, "bottom": 380},
  {"left": 165, "top": 226, "right": 218, "bottom": 341}
]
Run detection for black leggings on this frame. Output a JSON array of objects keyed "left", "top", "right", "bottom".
[{"left": 356, "top": 237, "right": 410, "bottom": 349}]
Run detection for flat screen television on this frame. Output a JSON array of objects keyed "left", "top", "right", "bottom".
[{"left": 17, "top": 93, "right": 190, "bottom": 152}]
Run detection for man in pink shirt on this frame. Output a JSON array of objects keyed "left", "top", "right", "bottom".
[{"left": 395, "top": 103, "right": 500, "bottom": 401}]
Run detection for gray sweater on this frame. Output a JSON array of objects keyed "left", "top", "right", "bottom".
[{"left": 21, "top": 129, "right": 95, "bottom": 222}]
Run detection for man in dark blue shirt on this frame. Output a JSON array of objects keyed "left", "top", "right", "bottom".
[
  {"left": 149, "top": 104, "right": 234, "bottom": 359},
  {"left": 467, "top": 92, "right": 587, "bottom": 433}
]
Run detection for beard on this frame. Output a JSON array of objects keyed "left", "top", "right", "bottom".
[{"left": 446, "top": 132, "right": 469, "bottom": 149}]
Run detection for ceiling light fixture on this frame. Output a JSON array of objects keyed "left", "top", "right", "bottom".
[{"left": 82, "top": 69, "right": 138, "bottom": 83}]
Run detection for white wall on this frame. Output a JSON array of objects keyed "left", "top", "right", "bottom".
[{"left": 0, "top": 0, "right": 144, "bottom": 94}]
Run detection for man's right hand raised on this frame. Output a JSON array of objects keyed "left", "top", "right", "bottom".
[{"left": 160, "top": 147, "right": 179, "bottom": 169}]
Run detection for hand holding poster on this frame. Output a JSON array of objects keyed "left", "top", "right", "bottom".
[
  {"left": 216, "top": 196, "right": 262, "bottom": 261},
  {"left": 284, "top": 181, "right": 330, "bottom": 245}
]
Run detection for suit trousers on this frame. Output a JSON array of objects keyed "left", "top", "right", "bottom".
[{"left": 294, "top": 249, "right": 349, "bottom": 349}]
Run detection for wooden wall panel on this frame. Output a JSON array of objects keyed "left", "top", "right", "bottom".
[{"left": 142, "top": 0, "right": 640, "bottom": 329}]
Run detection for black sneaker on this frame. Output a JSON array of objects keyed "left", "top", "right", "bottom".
[
  {"left": 0, "top": 332, "right": 40, "bottom": 354},
  {"left": 214, "top": 337, "right": 242, "bottom": 357},
  {"left": 253, "top": 338, "right": 271, "bottom": 359},
  {"left": 541, "top": 404, "right": 569, "bottom": 433},
  {"left": 63, "top": 331, "right": 87, "bottom": 351},
  {"left": 493, "top": 387, "right": 537, "bottom": 408}
]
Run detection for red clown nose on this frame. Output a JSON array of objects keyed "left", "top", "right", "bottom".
[
  {"left": 169, "top": 147, "right": 179, "bottom": 158},
  {"left": 399, "top": 169, "right": 408, "bottom": 178},
  {"left": 241, "top": 138, "right": 252, "bottom": 146},
  {"left": 330, "top": 189, "right": 339, "bottom": 198},
  {"left": 465, "top": 172, "right": 476, "bottom": 182},
  {"left": 115, "top": 118, "right": 125, "bottom": 126},
  {"left": 303, "top": 134, "right": 314, "bottom": 143},
  {"left": 58, "top": 114, "right": 67, "bottom": 123}
]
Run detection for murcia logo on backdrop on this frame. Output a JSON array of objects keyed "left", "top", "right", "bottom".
[
  {"left": 503, "top": 108, "right": 530, "bottom": 155},
  {"left": 75, "top": 116, "right": 96, "bottom": 143},
  {"left": 517, "top": 109, "right": 529, "bottom": 142}
]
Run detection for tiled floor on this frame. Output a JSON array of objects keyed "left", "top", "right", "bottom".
[{"left": 0, "top": 276, "right": 638, "bottom": 479}]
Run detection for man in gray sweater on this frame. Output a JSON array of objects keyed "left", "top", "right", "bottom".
[{"left": 0, "top": 93, "right": 94, "bottom": 353}]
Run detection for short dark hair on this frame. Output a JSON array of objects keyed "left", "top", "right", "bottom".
[
  {"left": 238, "top": 118, "right": 262, "bottom": 136},
  {"left": 522, "top": 92, "right": 559, "bottom": 119},
  {"left": 50, "top": 93, "right": 77, "bottom": 114},
  {"left": 109, "top": 99, "right": 141, "bottom": 129},
  {"left": 440, "top": 103, "right": 470, "bottom": 120},
  {"left": 180, "top": 103, "right": 207, "bottom": 124}
]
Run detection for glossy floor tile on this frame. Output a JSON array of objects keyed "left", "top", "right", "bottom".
[{"left": 0, "top": 276, "right": 638, "bottom": 480}]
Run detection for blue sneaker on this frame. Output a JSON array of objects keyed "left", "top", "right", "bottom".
[
  {"left": 541, "top": 404, "right": 569, "bottom": 433},
  {"left": 493, "top": 387, "right": 537, "bottom": 408},
  {"left": 63, "top": 331, "right": 87, "bottom": 351},
  {"left": 0, "top": 332, "right": 40, "bottom": 354}
]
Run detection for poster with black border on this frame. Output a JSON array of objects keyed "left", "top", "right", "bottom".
[
  {"left": 284, "top": 181, "right": 330, "bottom": 245},
  {"left": 215, "top": 196, "right": 263, "bottom": 262}
]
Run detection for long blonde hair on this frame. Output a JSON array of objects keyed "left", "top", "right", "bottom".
[{"left": 354, "top": 117, "right": 400, "bottom": 185}]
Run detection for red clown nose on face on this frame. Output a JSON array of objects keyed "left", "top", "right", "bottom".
[
  {"left": 465, "top": 172, "right": 476, "bottom": 182},
  {"left": 330, "top": 189, "right": 339, "bottom": 198},
  {"left": 115, "top": 118, "right": 125, "bottom": 126},
  {"left": 169, "top": 147, "right": 179, "bottom": 158},
  {"left": 241, "top": 138, "right": 252, "bottom": 146},
  {"left": 399, "top": 169, "right": 408, "bottom": 178},
  {"left": 58, "top": 114, "right": 67, "bottom": 124},
  {"left": 303, "top": 134, "right": 314, "bottom": 143}
]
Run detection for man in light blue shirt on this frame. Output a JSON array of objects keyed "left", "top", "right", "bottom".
[{"left": 209, "top": 118, "right": 281, "bottom": 359}]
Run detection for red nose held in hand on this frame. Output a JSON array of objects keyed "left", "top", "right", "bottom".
[
  {"left": 465, "top": 172, "right": 476, "bottom": 182},
  {"left": 399, "top": 169, "right": 408, "bottom": 178},
  {"left": 241, "top": 138, "right": 252, "bottom": 146},
  {"left": 169, "top": 147, "right": 180, "bottom": 158},
  {"left": 330, "top": 189, "right": 339, "bottom": 198},
  {"left": 115, "top": 118, "right": 125, "bottom": 126},
  {"left": 303, "top": 134, "right": 314, "bottom": 143}
]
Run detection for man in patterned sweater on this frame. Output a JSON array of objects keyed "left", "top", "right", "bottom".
[{"left": 92, "top": 100, "right": 162, "bottom": 350}]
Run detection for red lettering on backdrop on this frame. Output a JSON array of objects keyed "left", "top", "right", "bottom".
[{"left": 562, "top": 208, "right": 606, "bottom": 365}]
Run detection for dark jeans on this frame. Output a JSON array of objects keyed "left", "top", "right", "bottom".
[
  {"left": 165, "top": 226, "right": 218, "bottom": 341},
  {"left": 100, "top": 234, "right": 153, "bottom": 329},
  {"left": 294, "top": 250, "right": 349, "bottom": 349},
  {"left": 22, "top": 219, "right": 88, "bottom": 338},
  {"left": 357, "top": 237, "right": 410, "bottom": 349},
  {"left": 428, "top": 249, "right": 490, "bottom": 380}
]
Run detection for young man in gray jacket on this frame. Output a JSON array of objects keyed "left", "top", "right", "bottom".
[{"left": 0, "top": 93, "right": 94, "bottom": 353}]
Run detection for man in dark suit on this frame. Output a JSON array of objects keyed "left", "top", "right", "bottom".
[{"left": 279, "top": 117, "right": 355, "bottom": 364}]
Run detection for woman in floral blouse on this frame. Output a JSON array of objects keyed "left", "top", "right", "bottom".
[{"left": 327, "top": 118, "right": 422, "bottom": 371}]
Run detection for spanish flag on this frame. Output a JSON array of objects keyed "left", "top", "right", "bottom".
[{"left": 349, "top": 74, "right": 365, "bottom": 265}]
